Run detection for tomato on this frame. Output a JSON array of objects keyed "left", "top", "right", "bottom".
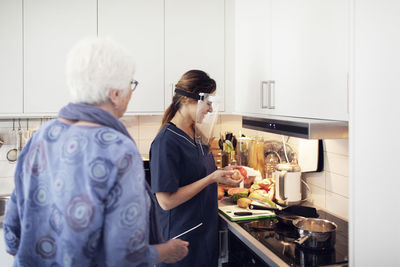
[{"left": 235, "top": 166, "right": 247, "bottom": 179}]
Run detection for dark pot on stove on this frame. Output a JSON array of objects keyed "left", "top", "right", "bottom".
[
  {"left": 292, "top": 218, "right": 337, "bottom": 250},
  {"left": 297, "top": 247, "right": 336, "bottom": 267}
]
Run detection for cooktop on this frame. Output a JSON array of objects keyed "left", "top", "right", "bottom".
[{"left": 238, "top": 210, "right": 349, "bottom": 267}]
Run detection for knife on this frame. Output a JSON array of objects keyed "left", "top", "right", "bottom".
[{"left": 234, "top": 211, "right": 272, "bottom": 216}]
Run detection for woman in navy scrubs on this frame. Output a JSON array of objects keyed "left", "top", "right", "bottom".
[{"left": 150, "top": 70, "right": 240, "bottom": 267}]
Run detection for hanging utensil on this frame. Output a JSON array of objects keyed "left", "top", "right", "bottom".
[{"left": 6, "top": 119, "right": 18, "bottom": 163}]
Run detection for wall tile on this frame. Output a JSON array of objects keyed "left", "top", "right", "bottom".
[
  {"left": 303, "top": 171, "right": 326, "bottom": 188},
  {"left": 326, "top": 191, "right": 349, "bottom": 220},
  {"left": 138, "top": 115, "right": 162, "bottom": 127},
  {"left": 326, "top": 172, "right": 349, "bottom": 197},
  {"left": 324, "top": 152, "right": 349, "bottom": 177},
  {"left": 0, "top": 178, "right": 14, "bottom": 196},
  {"left": 306, "top": 184, "right": 326, "bottom": 209},
  {"left": 0, "top": 161, "right": 16, "bottom": 178},
  {"left": 122, "top": 116, "right": 139, "bottom": 139},
  {"left": 220, "top": 114, "right": 242, "bottom": 136},
  {"left": 324, "top": 139, "right": 348, "bottom": 155},
  {"left": 138, "top": 139, "right": 153, "bottom": 156}
]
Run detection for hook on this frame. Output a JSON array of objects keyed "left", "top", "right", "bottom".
[
  {"left": 26, "top": 118, "right": 29, "bottom": 130},
  {"left": 12, "top": 119, "right": 15, "bottom": 131},
  {"left": 18, "top": 118, "right": 22, "bottom": 130}
]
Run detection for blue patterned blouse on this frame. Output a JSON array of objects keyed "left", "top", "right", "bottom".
[{"left": 3, "top": 119, "right": 158, "bottom": 267}]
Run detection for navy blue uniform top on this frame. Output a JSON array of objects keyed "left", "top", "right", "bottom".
[{"left": 150, "top": 123, "right": 218, "bottom": 267}]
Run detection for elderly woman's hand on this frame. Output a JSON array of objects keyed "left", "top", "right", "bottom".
[{"left": 163, "top": 239, "right": 189, "bottom": 263}]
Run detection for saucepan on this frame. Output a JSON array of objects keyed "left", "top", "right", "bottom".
[
  {"left": 293, "top": 217, "right": 337, "bottom": 250},
  {"left": 276, "top": 214, "right": 304, "bottom": 226}
]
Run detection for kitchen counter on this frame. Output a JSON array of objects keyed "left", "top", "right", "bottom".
[
  {"left": 219, "top": 213, "right": 289, "bottom": 267},
  {"left": 218, "top": 199, "right": 349, "bottom": 267}
]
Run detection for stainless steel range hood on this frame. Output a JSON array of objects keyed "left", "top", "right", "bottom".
[{"left": 242, "top": 115, "right": 348, "bottom": 139}]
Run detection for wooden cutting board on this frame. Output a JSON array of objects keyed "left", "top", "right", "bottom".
[{"left": 219, "top": 204, "right": 275, "bottom": 222}]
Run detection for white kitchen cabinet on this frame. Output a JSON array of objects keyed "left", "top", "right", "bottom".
[
  {"left": 0, "top": 0, "right": 23, "bottom": 114},
  {"left": 234, "top": 0, "right": 272, "bottom": 115},
  {"left": 98, "top": 0, "right": 164, "bottom": 113},
  {"left": 235, "top": 0, "right": 349, "bottom": 121},
  {"left": 24, "top": 0, "right": 97, "bottom": 114},
  {"left": 165, "top": 0, "right": 225, "bottom": 111}
]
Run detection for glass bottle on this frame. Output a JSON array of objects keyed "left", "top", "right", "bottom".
[{"left": 265, "top": 151, "right": 279, "bottom": 179}]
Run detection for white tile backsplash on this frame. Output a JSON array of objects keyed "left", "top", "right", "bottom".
[
  {"left": 324, "top": 151, "right": 349, "bottom": 177},
  {"left": 326, "top": 191, "right": 349, "bottom": 220},
  {"left": 326, "top": 172, "right": 349, "bottom": 198},
  {"left": 303, "top": 171, "right": 326, "bottom": 188},
  {"left": 0, "top": 115, "right": 350, "bottom": 221},
  {"left": 306, "top": 184, "right": 326, "bottom": 208},
  {"left": 324, "top": 139, "right": 348, "bottom": 155}
]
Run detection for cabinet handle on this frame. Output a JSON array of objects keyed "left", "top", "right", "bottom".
[
  {"left": 268, "top": 80, "right": 275, "bottom": 109},
  {"left": 218, "top": 229, "right": 228, "bottom": 259},
  {"left": 260, "top": 81, "right": 269, "bottom": 109}
]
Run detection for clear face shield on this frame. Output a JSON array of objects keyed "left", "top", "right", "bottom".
[{"left": 194, "top": 93, "right": 220, "bottom": 146}]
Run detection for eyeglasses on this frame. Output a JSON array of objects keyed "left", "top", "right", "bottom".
[{"left": 130, "top": 80, "right": 139, "bottom": 92}]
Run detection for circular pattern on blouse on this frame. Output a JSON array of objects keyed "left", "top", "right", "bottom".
[
  {"left": 125, "top": 230, "right": 146, "bottom": 262},
  {"left": 61, "top": 135, "right": 88, "bottom": 164},
  {"left": 95, "top": 128, "right": 121, "bottom": 147},
  {"left": 32, "top": 183, "right": 51, "bottom": 207},
  {"left": 65, "top": 195, "right": 95, "bottom": 232},
  {"left": 83, "top": 228, "right": 102, "bottom": 258},
  {"left": 44, "top": 122, "right": 66, "bottom": 142},
  {"left": 25, "top": 141, "right": 47, "bottom": 178},
  {"left": 49, "top": 204, "right": 64, "bottom": 235},
  {"left": 35, "top": 235, "right": 57, "bottom": 259},
  {"left": 3, "top": 224, "right": 19, "bottom": 251},
  {"left": 119, "top": 203, "right": 139, "bottom": 228},
  {"left": 117, "top": 153, "right": 133, "bottom": 177},
  {"left": 89, "top": 157, "right": 114, "bottom": 184},
  {"left": 105, "top": 182, "right": 122, "bottom": 214}
]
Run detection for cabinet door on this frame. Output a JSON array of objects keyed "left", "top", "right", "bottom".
[
  {"left": 98, "top": 0, "right": 164, "bottom": 113},
  {"left": 24, "top": 0, "right": 97, "bottom": 114},
  {"left": 0, "top": 0, "right": 23, "bottom": 114},
  {"left": 165, "top": 0, "right": 225, "bottom": 111},
  {"left": 234, "top": 0, "right": 272, "bottom": 114},
  {"left": 271, "top": 0, "right": 349, "bottom": 120}
]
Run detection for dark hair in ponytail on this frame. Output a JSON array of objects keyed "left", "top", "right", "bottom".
[{"left": 159, "top": 70, "right": 216, "bottom": 131}]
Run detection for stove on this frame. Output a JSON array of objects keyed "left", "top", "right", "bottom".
[{"left": 238, "top": 210, "right": 349, "bottom": 267}]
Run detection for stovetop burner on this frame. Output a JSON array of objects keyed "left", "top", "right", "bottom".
[{"left": 239, "top": 210, "right": 348, "bottom": 267}]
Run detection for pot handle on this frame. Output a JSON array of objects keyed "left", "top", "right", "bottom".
[
  {"left": 278, "top": 170, "right": 287, "bottom": 202},
  {"left": 294, "top": 233, "right": 311, "bottom": 246}
]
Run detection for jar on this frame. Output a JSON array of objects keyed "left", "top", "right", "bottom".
[
  {"left": 236, "top": 136, "right": 252, "bottom": 166},
  {"left": 265, "top": 151, "right": 280, "bottom": 179}
]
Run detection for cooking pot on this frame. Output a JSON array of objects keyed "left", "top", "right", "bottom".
[
  {"left": 293, "top": 217, "right": 337, "bottom": 250},
  {"left": 275, "top": 162, "right": 302, "bottom": 206},
  {"left": 276, "top": 214, "right": 304, "bottom": 226}
]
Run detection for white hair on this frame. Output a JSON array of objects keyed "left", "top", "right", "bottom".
[{"left": 66, "top": 37, "right": 135, "bottom": 104}]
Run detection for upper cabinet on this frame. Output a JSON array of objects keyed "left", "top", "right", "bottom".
[
  {"left": 165, "top": 0, "right": 225, "bottom": 111},
  {"left": 24, "top": 0, "right": 97, "bottom": 114},
  {"left": 0, "top": 0, "right": 23, "bottom": 114},
  {"left": 235, "top": 0, "right": 349, "bottom": 121},
  {"left": 98, "top": 0, "right": 164, "bottom": 113}
]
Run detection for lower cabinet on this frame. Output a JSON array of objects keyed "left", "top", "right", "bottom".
[
  {"left": 218, "top": 217, "right": 269, "bottom": 267},
  {"left": 225, "top": 231, "right": 269, "bottom": 267}
]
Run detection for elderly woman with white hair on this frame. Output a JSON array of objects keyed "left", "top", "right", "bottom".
[{"left": 3, "top": 37, "right": 188, "bottom": 266}]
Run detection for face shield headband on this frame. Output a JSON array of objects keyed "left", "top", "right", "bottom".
[{"left": 175, "top": 88, "right": 207, "bottom": 101}]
